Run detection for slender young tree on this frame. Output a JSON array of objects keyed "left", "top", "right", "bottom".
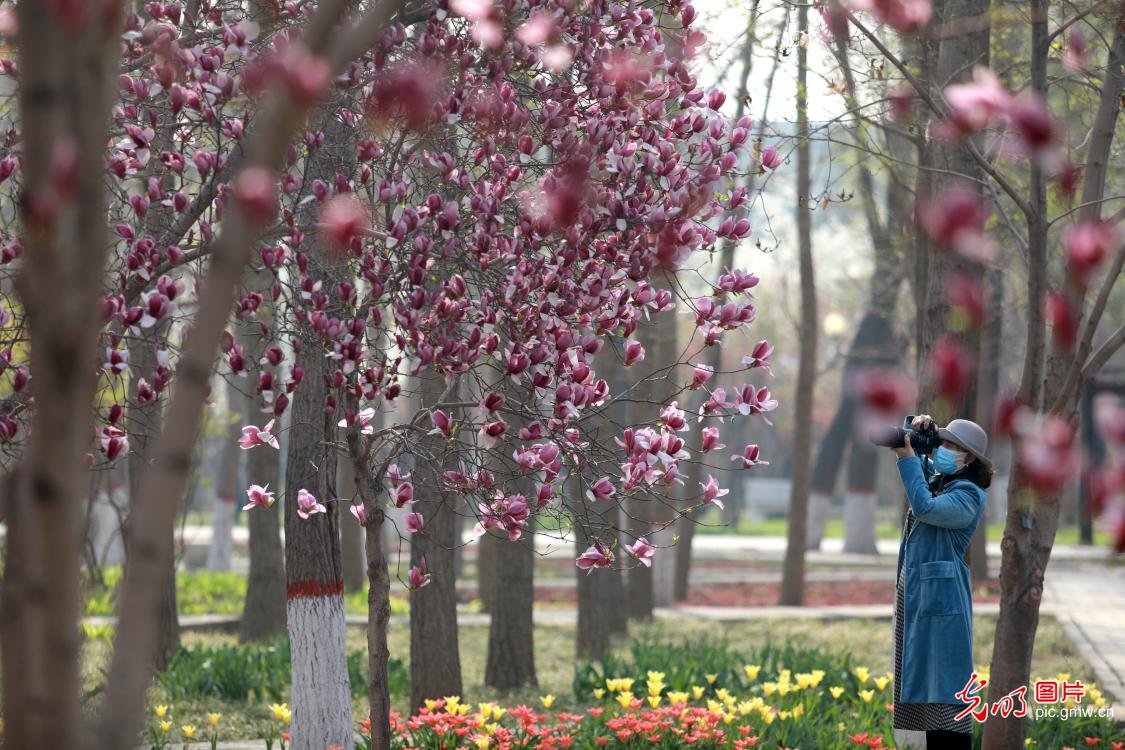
[{"left": 779, "top": 0, "right": 817, "bottom": 606}]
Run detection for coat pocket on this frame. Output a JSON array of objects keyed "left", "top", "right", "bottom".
[{"left": 917, "top": 560, "right": 962, "bottom": 617}]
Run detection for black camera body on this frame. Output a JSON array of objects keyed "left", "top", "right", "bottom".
[{"left": 869, "top": 414, "right": 943, "bottom": 455}]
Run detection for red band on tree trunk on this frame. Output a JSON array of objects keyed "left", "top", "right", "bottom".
[{"left": 286, "top": 578, "right": 344, "bottom": 600}]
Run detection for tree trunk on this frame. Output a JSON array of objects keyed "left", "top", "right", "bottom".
[
  {"left": 673, "top": 11, "right": 758, "bottom": 601},
  {"left": 410, "top": 371, "right": 463, "bottom": 708},
  {"left": 337, "top": 456, "right": 367, "bottom": 593},
  {"left": 208, "top": 383, "right": 241, "bottom": 573},
  {"left": 572, "top": 477, "right": 616, "bottom": 659},
  {"left": 284, "top": 103, "right": 355, "bottom": 750},
  {"left": 284, "top": 338, "right": 351, "bottom": 750},
  {"left": 969, "top": 265, "right": 1003, "bottom": 581},
  {"left": 126, "top": 324, "right": 180, "bottom": 670},
  {"left": 477, "top": 528, "right": 498, "bottom": 613},
  {"left": 779, "top": 0, "right": 816, "bottom": 606},
  {"left": 484, "top": 528, "right": 537, "bottom": 690},
  {"left": 983, "top": 6, "right": 1124, "bottom": 748},
  {"left": 345, "top": 424, "right": 392, "bottom": 750},
  {"left": 239, "top": 277, "right": 287, "bottom": 643}
]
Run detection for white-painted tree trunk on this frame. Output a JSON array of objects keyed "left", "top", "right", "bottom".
[
  {"left": 842, "top": 491, "right": 879, "bottom": 554},
  {"left": 651, "top": 524, "right": 676, "bottom": 607},
  {"left": 805, "top": 491, "right": 832, "bottom": 551},
  {"left": 287, "top": 594, "right": 354, "bottom": 750},
  {"left": 207, "top": 496, "right": 234, "bottom": 572}
]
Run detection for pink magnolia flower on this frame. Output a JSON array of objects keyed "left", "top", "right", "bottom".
[
  {"left": 575, "top": 541, "right": 615, "bottom": 573},
  {"left": 408, "top": 556, "right": 432, "bottom": 590},
  {"left": 234, "top": 166, "right": 278, "bottom": 224},
  {"left": 623, "top": 339, "right": 645, "bottom": 366},
  {"left": 478, "top": 420, "right": 508, "bottom": 449},
  {"left": 404, "top": 512, "right": 424, "bottom": 533},
  {"left": 928, "top": 335, "right": 975, "bottom": 401},
  {"left": 387, "top": 463, "right": 410, "bottom": 488},
  {"left": 741, "top": 340, "right": 774, "bottom": 373},
  {"left": 320, "top": 195, "right": 369, "bottom": 251},
  {"left": 849, "top": 369, "right": 915, "bottom": 415},
  {"left": 429, "top": 408, "right": 454, "bottom": 437},
  {"left": 394, "top": 481, "right": 414, "bottom": 508},
  {"left": 691, "top": 363, "right": 713, "bottom": 389},
  {"left": 1064, "top": 220, "right": 1118, "bottom": 288},
  {"left": 478, "top": 391, "right": 505, "bottom": 417},
  {"left": 735, "top": 385, "right": 779, "bottom": 424},
  {"left": 243, "top": 483, "right": 275, "bottom": 511},
  {"left": 240, "top": 419, "right": 279, "bottom": 450},
  {"left": 916, "top": 186, "right": 996, "bottom": 263},
  {"left": 1062, "top": 29, "right": 1088, "bottom": 72},
  {"left": 103, "top": 347, "right": 130, "bottom": 376},
  {"left": 337, "top": 407, "right": 376, "bottom": 435},
  {"left": 586, "top": 476, "right": 615, "bottom": 502},
  {"left": 759, "top": 145, "right": 782, "bottom": 170},
  {"left": 99, "top": 426, "right": 128, "bottom": 462},
  {"left": 700, "top": 475, "right": 729, "bottom": 509},
  {"left": 732, "top": 443, "right": 769, "bottom": 469},
  {"left": 850, "top": 0, "right": 932, "bottom": 32},
  {"left": 296, "top": 488, "right": 326, "bottom": 520},
  {"left": 350, "top": 503, "right": 367, "bottom": 525},
  {"left": 625, "top": 536, "right": 656, "bottom": 567},
  {"left": 701, "top": 426, "right": 725, "bottom": 453},
  {"left": 941, "top": 66, "right": 1011, "bottom": 136},
  {"left": 1019, "top": 417, "right": 1079, "bottom": 495}
]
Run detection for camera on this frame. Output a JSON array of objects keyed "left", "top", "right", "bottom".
[{"left": 868, "top": 414, "right": 942, "bottom": 455}]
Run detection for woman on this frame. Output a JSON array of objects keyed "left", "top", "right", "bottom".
[{"left": 889, "top": 415, "right": 993, "bottom": 750}]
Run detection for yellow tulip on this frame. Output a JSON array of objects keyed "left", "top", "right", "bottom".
[
  {"left": 761, "top": 710, "right": 775, "bottom": 725},
  {"left": 425, "top": 699, "right": 439, "bottom": 711},
  {"left": 715, "top": 688, "right": 732, "bottom": 702},
  {"left": 853, "top": 667, "right": 870, "bottom": 684},
  {"left": 778, "top": 710, "right": 790, "bottom": 720},
  {"left": 743, "top": 664, "right": 761, "bottom": 681},
  {"left": 181, "top": 725, "right": 196, "bottom": 740},
  {"left": 859, "top": 689, "right": 875, "bottom": 703},
  {"left": 160, "top": 721, "right": 172, "bottom": 734},
  {"left": 791, "top": 704, "right": 804, "bottom": 718},
  {"left": 540, "top": 694, "right": 555, "bottom": 709},
  {"left": 838, "top": 721, "right": 846, "bottom": 732},
  {"left": 647, "top": 670, "right": 666, "bottom": 682},
  {"left": 474, "top": 736, "right": 490, "bottom": 750},
  {"left": 492, "top": 707, "right": 506, "bottom": 720},
  {"left": 594, "top": 688, "right": 606, "bottom": 699},
  {"left": 154, "top": 705, "right": 170, "bottom": 719},
  {"left": 705, "top": 673, "right": 717, "bottom": 684},
  {"left": 874, "top": 676, "right": 890, "bottom": 691},
  {"left": 829, "top": 686, "right": 845, "bottom": 699},
  {"left": 208, "top": 713, "right": 221, "bottom": 728},
  {"left": 692, "top": 686, "right": 705, "bottom": 700},
  {"left": 762, "top": 682, "right": 777, "bottom": 696},
  {"left": 668, "top": 691, "right": 689, "bottom": 704},
  {"left": 616, "top": 691, "right": 635, "bottom": 708},
  {"left": 647, "top": 695, "right": 661, "bottom": 708},
  {"left": 270, "top": 703, "right": 289, "bottom": 721}
]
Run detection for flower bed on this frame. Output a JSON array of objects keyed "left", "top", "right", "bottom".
[{"left": 124, "top": 665, "right": 1124, "bottom": 750}]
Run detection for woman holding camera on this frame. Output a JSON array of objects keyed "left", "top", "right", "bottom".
[{"left": 888, "top": 415, "right": 993, "bottom": 750}]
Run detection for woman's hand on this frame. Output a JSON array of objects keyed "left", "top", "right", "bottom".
[
  {"left": 911, "top": 414, "right": 934, "bottom": 431},
  {"left": 892, "top": 439, "right": 914, "bottom": 458}
]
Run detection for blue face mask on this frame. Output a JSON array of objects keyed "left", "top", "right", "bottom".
[{"left": 932, "top": 446, "right": 967, "bottom": 475}]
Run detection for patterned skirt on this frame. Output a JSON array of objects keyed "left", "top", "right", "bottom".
[{"left": 893, "top": 516, "right": 973, "bottom": 734}]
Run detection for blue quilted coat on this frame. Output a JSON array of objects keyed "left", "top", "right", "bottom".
[{"left": 895, "top": 455, "right": 988, "bottom": 704}]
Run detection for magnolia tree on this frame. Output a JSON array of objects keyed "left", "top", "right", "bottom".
[
  {"left": 828, "top": 0, "right": 1124, "bottom": 746},
  {"left": 0, "top": 0, "right": 778, "bottom": 748}
]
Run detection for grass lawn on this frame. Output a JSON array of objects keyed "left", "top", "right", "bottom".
[{"left": 81, "top": 613, "right": 1105, "bottom": 743}]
